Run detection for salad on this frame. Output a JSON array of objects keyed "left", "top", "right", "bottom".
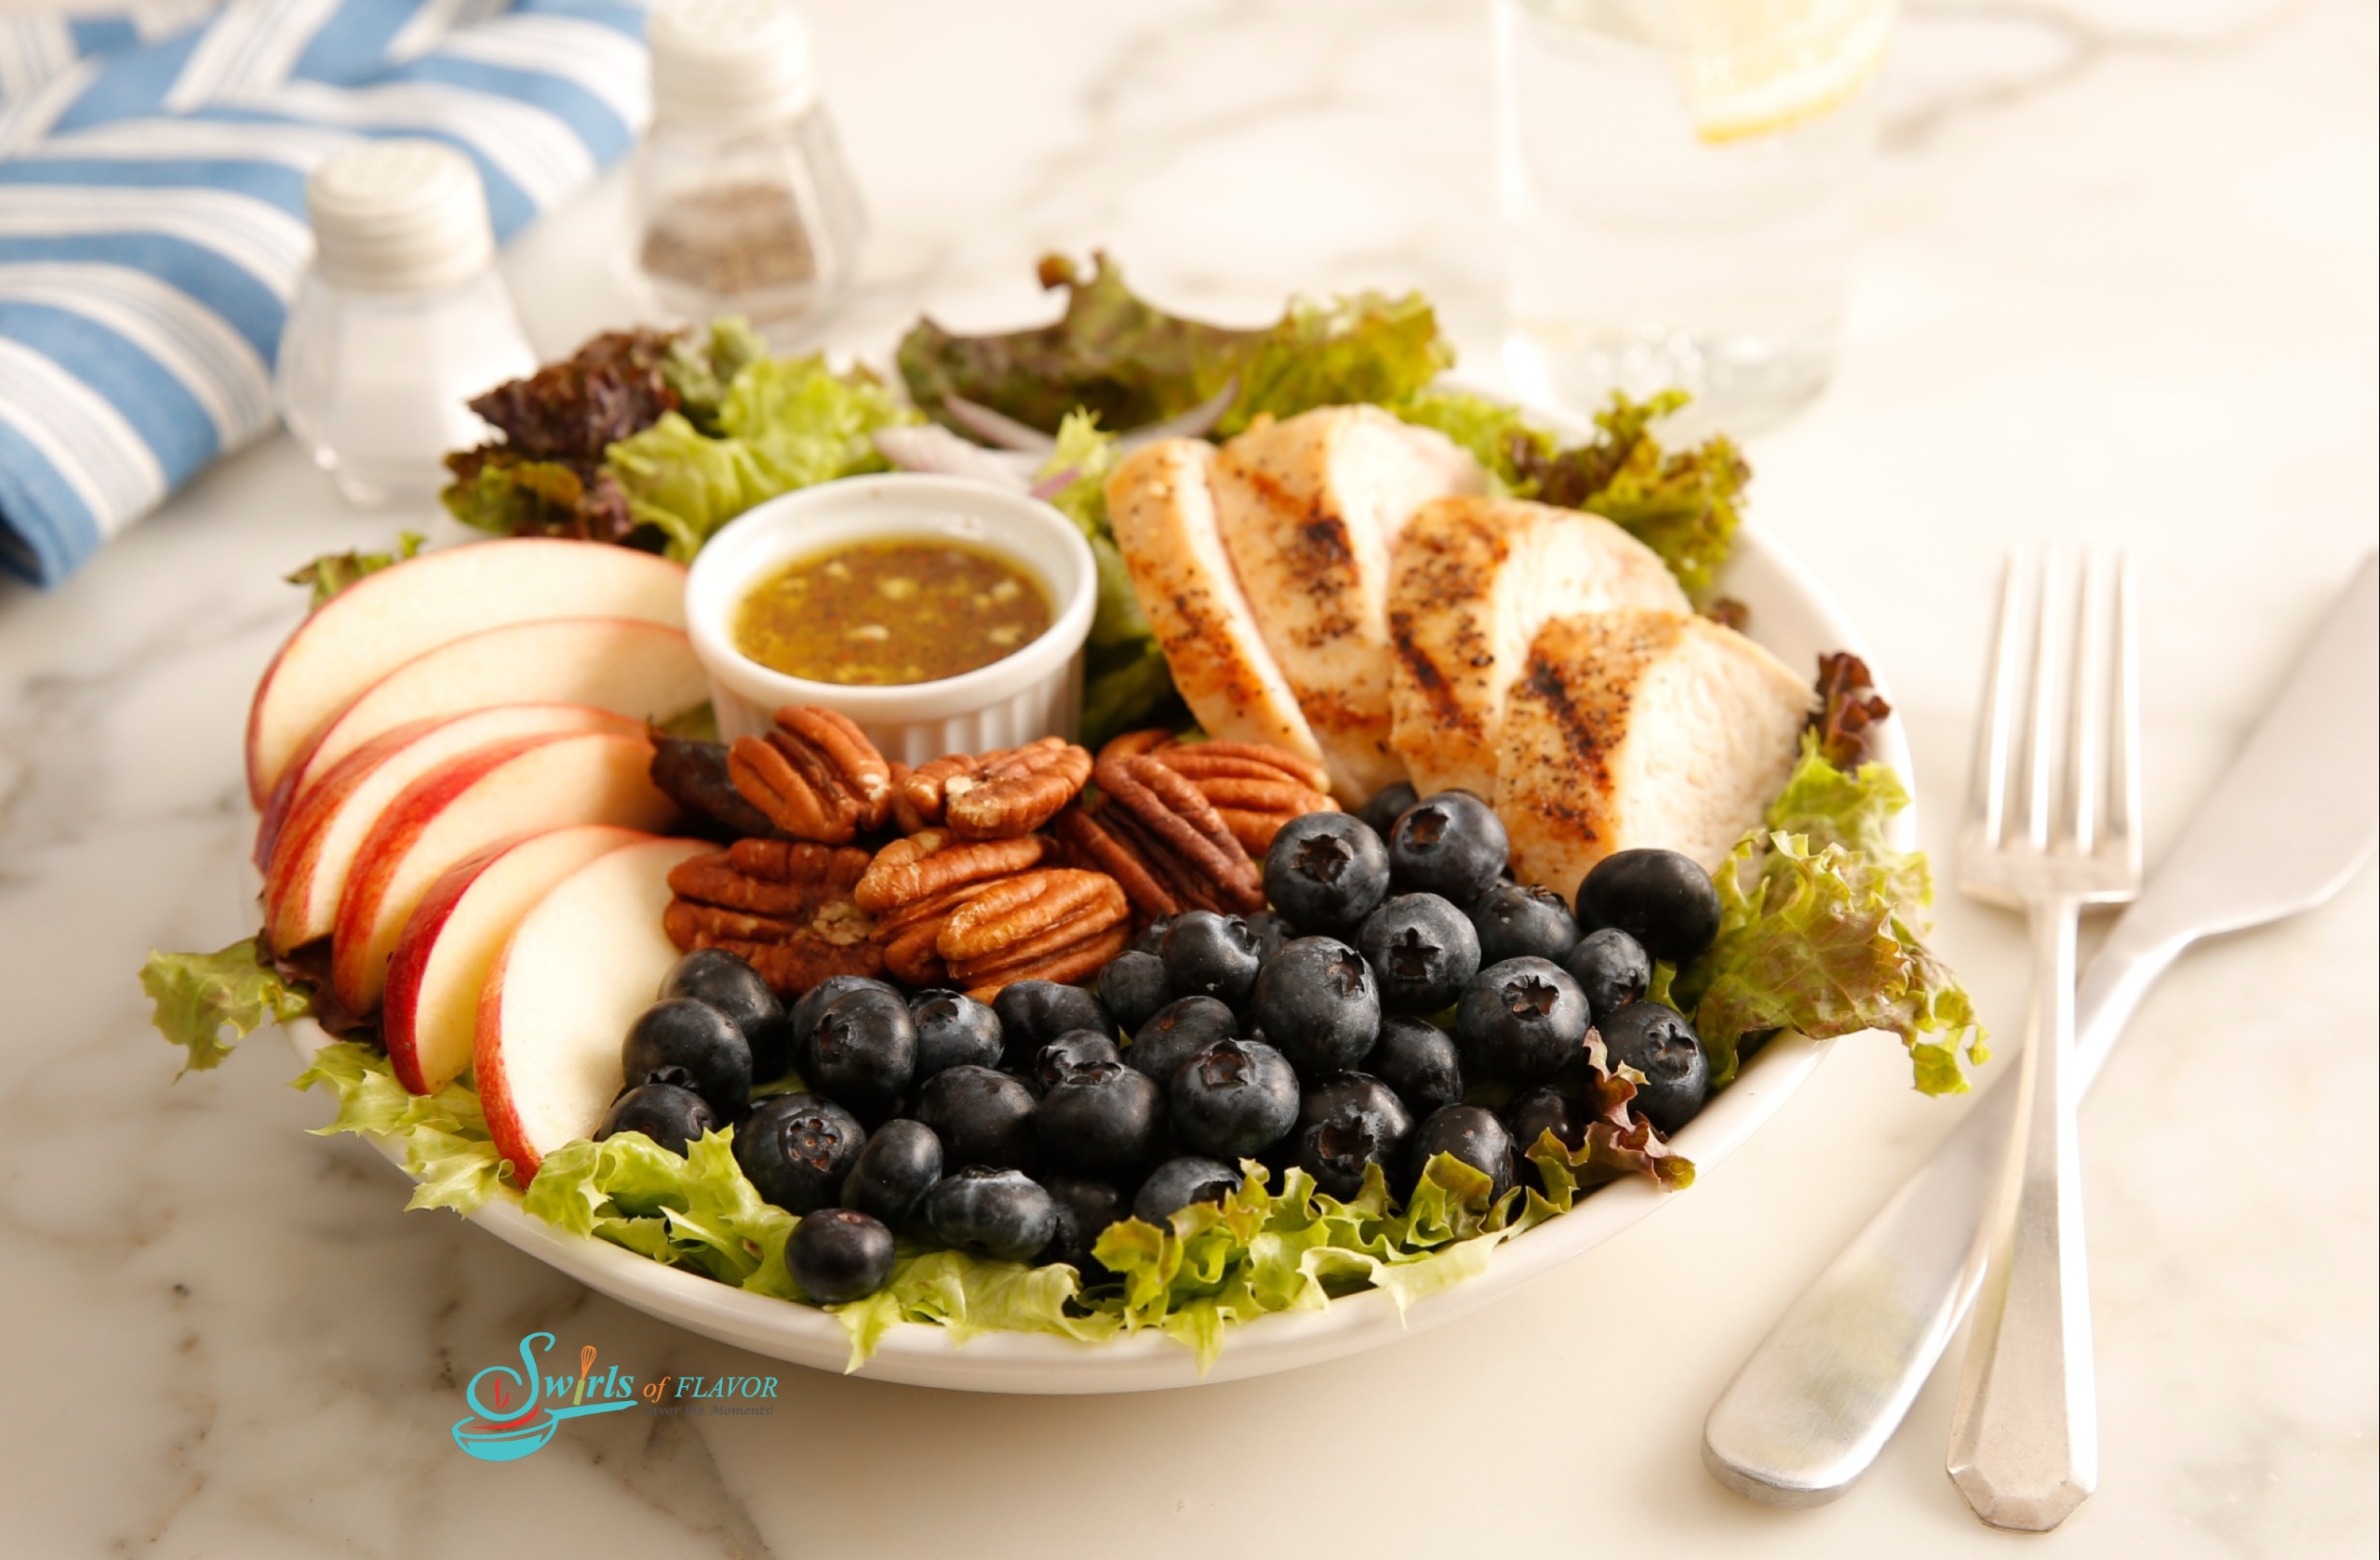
[{"left": 144, "top": 257, "right": 1981, "bottom": 1368}]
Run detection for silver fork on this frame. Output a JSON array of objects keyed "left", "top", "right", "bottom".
[{"left": 1946, "top": 546, "right": 2142, "bottom": 1529}]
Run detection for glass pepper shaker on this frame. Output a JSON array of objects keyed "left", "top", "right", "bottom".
[
  {"left": 275, "top": 140, "right": 538, "bottom": 508},
  {"left": 635, "top": 0, "right": 865, "bottom": 343}
]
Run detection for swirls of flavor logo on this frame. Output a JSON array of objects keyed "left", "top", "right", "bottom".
[
  {"left": 451, "top": 1331, "right": 637, "bottom": 1462},
  {"left": 450, "top": 1332, "right": 783, "bottom": 1461}
]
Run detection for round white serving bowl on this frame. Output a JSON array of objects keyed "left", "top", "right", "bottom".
[
  {"left": 283, "top": 516, "right": 1914, "bottom": 1395},
  {"left": 684, "top": 473, "right": 1098, "bottom": 763}
]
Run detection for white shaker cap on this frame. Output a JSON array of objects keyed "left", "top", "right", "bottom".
[
  {"left": 648, "top": 0, "right": 817, "bottom": 131},
  {"left": 305, "top": 140, "right": 496, "bottom": 293}
]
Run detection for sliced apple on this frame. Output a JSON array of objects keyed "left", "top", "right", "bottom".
[
  {"left": 260, "top": 703, "right": 641, "bottom": 944},
  {"left": 382, "top": 825, "right": 648, "bottom": 1095},
  {"left": 246, "top": 538, "right": 688, "bottom": 807},
  {"left": 328, "top": 729, "right": 679, "bottom": 1014},
  {"left": 475, "top": 836, "right": 711, "bottom": 1181},
  {"left": 262, "top": 616, "right": 708, "bottom": 827}
]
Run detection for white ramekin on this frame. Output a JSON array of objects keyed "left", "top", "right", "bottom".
[{"left": 684, "top": 474, "right": 1098, "bottom": 764}]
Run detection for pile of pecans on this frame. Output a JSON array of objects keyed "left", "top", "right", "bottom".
[{"left": 654, "top": 708, "right": 1336, "bottom": 1003}]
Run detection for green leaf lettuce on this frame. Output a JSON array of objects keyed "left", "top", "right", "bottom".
[{"left": 141, "top": 938, "right": 310, "bottom": 1074}]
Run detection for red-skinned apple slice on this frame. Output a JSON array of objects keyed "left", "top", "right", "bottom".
[
  {"left": 259, "top": 616, "right": 708, "bottom": 832},
  {"left": 328, "top": 729, "right": 679, "bottom": 1013},
  {"left": 475, "top": 836, "right": 711, "bottom": 1181},
  {"left": 260, "top": 703, "right": 641, "bottom": 947},
  {"left": 246, "top": 538, "right": 687, "bottom": 807},
  {"left": 382, "top": 825, "right": 648, "bottom": 1094}
]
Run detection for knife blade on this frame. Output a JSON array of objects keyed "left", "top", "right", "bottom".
[{"left": 1701, "top": 553, "right": 2377, "bottom": 1507}]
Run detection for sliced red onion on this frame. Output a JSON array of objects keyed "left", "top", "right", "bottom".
[
  {"left": 942, "top": 393, "right": 1058, "bottom": 454},
  {"left": 872, "top": 425, "right": 1036, "bottom": 487},
  {"left": 1118, "top": 375, "right": 1237, "bottom": 450},
  {"left": 1029, "top": 467, "right": 1078, "bottom": 501}
]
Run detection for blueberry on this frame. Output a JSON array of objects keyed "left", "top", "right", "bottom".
[
  {"left": 792, "top": 975, "right": 897, "bottom": 1069},
  {"left": 1036, "top": 1060, "right": 1165, "bottom": 1177},
  {"left": 1263, "top": 813, "right": 1391, "bottom": 936},
  {"left": 1097, "top": 952, "right": 1175, "bottom": 1035},
  {"left": 808, "top": 987, "right": 916, "bottom": 1114},
  {"left": 1576, "top": 848, "right": 1722, "bottom": 963},
  {"left": 1132, "top": 1156, "right": 1244, "bottom": 1224},
  {"left": 1598, "top": 1002, "right": 1710, "bottom": 1135},
  {"left": 841, "top": 1117, "right": 943, "bottom": 1230},
  {"left": 1388, "top": 791, "right": 1508, "bottom": 904},
  {"left": 1362, "top": 1016, "right": 1464, "bottom": 1117},
  {"left": 1410, "top": 1104, "right": 1515, "bottom": 1201},
  {"left": 1358, "top": 780, "right": 1419, "bottom": 839},
  {"left": 994, "top": 980, "right": 1116, "bottom": 1073},
  {"left": 660, "top": 949, "right": 790, "bottom": 1078},
  {"left": 1033, "top": 1030, "right": 1122, "bottom": 1095},
  {"left": 1170, "top": 1039, "right": 1300, "bottom": 1159},
  {"left": 595, "top": 1082, "right": 716, "bottom": 1155},
  {"left": 911, "top": 1064, "right": 1039, "bottom": 1171},
  {"left": 908, "top": 989, "right": 1005, "bottom": 1078},
  {"left": 924, "top": 1167, "right": 1058, "bottom": 1262},
  {"left": 736, "top": 1093, "right": 865, "bottom": 1213},
  {"left": 1455, "top": 957, "right": 1591, "bottom": 1083},
  {"left": 1504, "top": 1085, "right": 1585, "bottom": 1165},
  {"left": 1562, "top": 927, "right": 1652, "bottom": 1023},
  {"left": 1240, "top": 910, "right": 1294, "bottom": 967},
  {"left": 1124, "top": 995, "right": 1237, "bottom": 1084},
  {"left": 1294, "top": 1073, "right": 1414, "bottom": 1201},
  {"left": 1132, "top": 914, "right": 1179, "bottom": 958},
  {"left": 1157, "top": 911, "right": 1264, "bottom": 1010},
  {"left": 1357, "top": 893, "right": 1481, "bottom": 1015},
  {"left": 1467, "top": 882, "right": 1582, "bottom": 967},
  {"left": 787, "top": 1207, "right": 896, "bottom": 1302},
  {"left": 622, "top": 998, "right": 752, "bottom": 1115},
  {"left": 1250, "top": 936, "right": 1381, "bottom": 1074},
  {"left": 1038, "top": 1174, "right": 1128, "bottom": 1273}
]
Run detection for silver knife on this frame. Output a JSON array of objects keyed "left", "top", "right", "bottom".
[{"left": 1702, "top": 553, "right": 2379, "bottom": 1507}]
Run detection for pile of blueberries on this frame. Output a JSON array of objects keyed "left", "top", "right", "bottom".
[{"left": 594, "top": 784, "right": 1724, "bottom": 1308}]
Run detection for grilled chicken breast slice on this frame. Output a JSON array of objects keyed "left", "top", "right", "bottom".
[
  {"left": 1105, "top": 438, "right": 1330, "bottom": 768},
  {"left": 1497, "top": 610, "right": 1812, "bottom": 893},
  {"left": 1211, "top": 406, "right": 1485, "bottom": 800},
  {"left": 1388, "top": 495, "right": 1689, "bottom": 801}
]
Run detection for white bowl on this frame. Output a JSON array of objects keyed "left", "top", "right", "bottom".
[
  {"left": 285, "top": 518, "right": 1914, "bottom": 1395},
  {"left": 684, "top": 474, "right": 1098, "bottom": 763}
]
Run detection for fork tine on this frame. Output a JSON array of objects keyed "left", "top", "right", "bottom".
[
  {"left": 1970, "top": 548, "right": 2033, "bottom": 847},
  {"left": 2066, "top": 550, "right": 2109, "bottom": 852},
  {"left": 2108, "top": 552, "right": 2141, "bottom": 869},
  {"left": 2024, "top": 548, "right": 2066, "bottom": 851}
]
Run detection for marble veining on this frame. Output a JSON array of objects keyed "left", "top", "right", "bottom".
[{"left": 0, "top": 1, "right": 2372, "bottom": 1555}]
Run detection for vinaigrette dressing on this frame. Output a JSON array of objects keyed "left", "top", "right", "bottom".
[{"left": 733, "top": 538, "right": 1052, "bottom": 687}]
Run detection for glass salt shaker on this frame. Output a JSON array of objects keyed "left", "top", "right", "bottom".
[
  {"left": 635, "top": 0, "right": 866, "bottom": 343},
  {"left": 275, "top": 140, "right": 538, "bottom": 508}
]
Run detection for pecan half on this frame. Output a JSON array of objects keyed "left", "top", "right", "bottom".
[
  {"left": 900, "top": 737, "right": 1092, "bottom": 840},
  {"left": 726, "top": 705, "right": 894, "bottom": 844},
  {"left": 957, "top": 926, "right": 1132, "bottom": 1004},
  {"left": 929, "top": 867, "right": 1133, "bottom": 1001},
  {"left": 1051, "top": 806, "right": 1182, "bottom": 919},
  {"left": 1089, "top": 734, "right": 1338, "bottom": 852},
  {"left": 853, "top": 829, "right": 1047, "bottom": 913},
  {"left": 1095, "top": 755, "right": 1265, "bottom": 913},
  {"left": 1095, "top": 727, "right": 1177, "bottom": 765},
  {"left": 663, "top": 838, "right": 883, "bottom": 994}
]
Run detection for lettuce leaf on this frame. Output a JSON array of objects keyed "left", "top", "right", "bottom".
[
  {"left": 1213, "top": 289, "right": 1453, "bottom": 438},
  {"left": 660, "top": 316, "right": 769, "bottom": 433},
  {"left": 141, "top": 938, "right": 310, "bottom": 1074},
  {"left": 283, "top": 532, "right": 423, "bottom": 610},
  {"left": 441, "top": 447, "right": 652, "bottom": 549},
  {"left": 607, "top": 354, "right": 914, "bottom": 559},
  {"left": 1675, "top": 736, "right": 1985, "bottom": 1094},
  {"left": 526, "top": 1129, "right": 795, "bottom": 1291},
  {"left": 289, "top": 1040, "right": 509, "bottom": 1212},
  {"left": 1032, "top": 411, "right": 1181, "bottom": 745},
  {"left": 1518, "top": 391, "right": 1747, "bottom": 599},
  {"left": 898, "top": 252, "right": 1452, "bottom": 441},
  {"left": 1391, "top": 385, "right": 1558, "bottom": 490}
]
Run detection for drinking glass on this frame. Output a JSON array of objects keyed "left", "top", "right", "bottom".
[{"left": 1492, "top": 0, "right": 1888, "bottom": 435}]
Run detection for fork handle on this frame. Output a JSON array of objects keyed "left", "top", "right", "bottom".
[{"left": 1945, "top": 900, "right": 2098, "bottom": 1528}]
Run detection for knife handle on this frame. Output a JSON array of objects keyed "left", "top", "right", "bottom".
[{"left": 1699, "top": 920, "right": 2188, "bottom": 1507}]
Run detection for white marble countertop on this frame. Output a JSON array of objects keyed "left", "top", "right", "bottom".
[{"left": 2, "top": 1, "right": 2373, "bottom": 1554}]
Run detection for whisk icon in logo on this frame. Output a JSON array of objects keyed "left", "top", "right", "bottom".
[{"left": 451, "top": 1330, "right": 638, "bottom": 1462}]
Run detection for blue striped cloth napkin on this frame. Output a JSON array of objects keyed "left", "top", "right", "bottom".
[{"left": 0, "top": 0, "right": 652, "bottom": 586}]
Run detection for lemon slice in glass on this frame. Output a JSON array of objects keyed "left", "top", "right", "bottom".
[{"left": 1674, "top": 0, "right": 1896, "bottom": 143}]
